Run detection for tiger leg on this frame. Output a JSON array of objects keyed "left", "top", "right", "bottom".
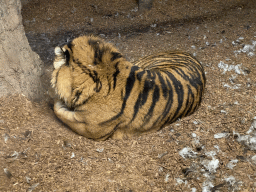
[
  {"left": 110, "top": 129, "right": 126, "bottom": 140},
  {"left": 53, "top": 100, "right": 89, "bottom": 136},
  {"left": 54, "top": 100, "right": 113, "bottom": 140}
]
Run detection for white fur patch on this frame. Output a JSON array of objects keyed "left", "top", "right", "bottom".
[
  {"left": 55, "top": 100, "right": 65, "bottom": 109},
  {"left": 54, "top": 46, "right": 66, "bottom": 69},
  {"left": 55, "top": 47, "right": 63, "bottom": 55},
  {"left": 54, "top": 59, "right": 66, "bottom": 69}
]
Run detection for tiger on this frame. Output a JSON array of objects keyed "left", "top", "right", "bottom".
[{"left": 51, "top": 35, "right": 206, "bottom": 141}]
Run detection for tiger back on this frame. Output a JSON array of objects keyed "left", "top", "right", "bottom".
[{"left": 51, "top": 35, "right": 206, "bottom": 140}]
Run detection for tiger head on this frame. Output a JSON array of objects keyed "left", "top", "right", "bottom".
[{"left": 51, "top": 35, "right": 126, "bottom": 109}]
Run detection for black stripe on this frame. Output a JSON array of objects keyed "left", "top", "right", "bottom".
[
  {"left": 138, "top": 72, "right": 166, "bottom": 127},
  {"left": 121, "top": 89, "right": 124, "bottom": 100},
  {"left": 141, "top": 79, "right": 151, "bottom": 105},
  {"left": 64, "top": 50, "right": 70, "bottom": 66},
  {"left": 140, "top": 71, "right": 156, "bottom": 107},
  {"left": 91, "top": 71, "right": 102, "bottom": 92},
  {"left": 174, "top": 65, "right": 204, "bottom": 91},
  {"left": 142, "top": 85, "right": 160, "bottom": 126},
  {"left": 71, "top": 89, "right": 83, "bottom": 108},
  {"left": 67, "top": 41, "right": 73, "bottom": 50},
  {"left": 96, "top": 122, "right": 122, "bottom": 140},
  {"left": 156, "top": 72, "right": 168, "bottom": 98},
  {"left": 76, "top": 62, "right": 102, "bottom": 92},
  {"left": 113, "top": 62, "right": 120, "bottom": 90},
  {"left": 74, "top": 90, "right": 82, "bottom": 102},
  {"left": 75, "top": 60, "right": 83, "bottom": 66},
  {"left": 95, "top": 48, "right": 104, "bottom": 65},
  {"left": 122, "top": 65, "right": 139, "bottom": 105},
  {"left": 75, "top": 96, "right": 91, "bottom": 107},
  {"left": 111, "top": 52, "right": 122, "bottom": 61},
  {"left": 107, "top": 75, "right": 112, "bottom": 95},
  {"left": 155, "top": 77, "right": 173, "bottom": 126},
  {"left": 100, "top": 66, "right": 140, "bottom": 125},
  {"left": 131, "top": 92, "right": 143, "bottom": 121},
  {"left": 131, "top": 71, "right": 155, "bottom": 122},
  {"left": 88, "top": 39, "right": 104, "bottom": 65},
  {"left": 165, "top": 71, "right": 184, "bottom": 122},
  {"left": 183, "top": 85, "right": 195, "bottom": 117},
  {"left": 136, "top": 71, "right": 146, "bottom": 81}
]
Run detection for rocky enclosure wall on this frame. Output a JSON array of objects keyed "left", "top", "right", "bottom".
[{"left": 0, "top": 0, "right": 43, "bottom": 100}]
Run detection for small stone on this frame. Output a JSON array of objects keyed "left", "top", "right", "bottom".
[
  {"left": 165, "top": 173, "right": 170, "bottom": 182},
  {"left": 234, "top": 101, "right": 239, "bottom": 105},
  {"left": 158, "top": 151, "right": 167, "bottom": 158},
  {"left": 25, "top": 176, "right": 31, "bottom": 183},
  {"left": 96, "top": 147, "right": 104, "bottom": 153},
  {"left": 4, "top": 168, "right": 12, "bottom": 179},
  {"left": 63, "top": 141, "right": 72, "bottom": 148},
  {"left": 226, "top": 159, "right": 238, "bottom": 169},
  {"left": 179, "top": 147, "right": 197, "bottom": 159},
  {"left": 27, "top": 183, "right": 39, "bottom": 192},
  {"left": 214, "top": 133, "right": 229, "bottom": 139},
  {"left": 24, "top": 130, "right": 32, "bottom": 138},
  {"left": 3, "top": 133, "right": 9, "bottom": 144},
  {"left": 251, "top": 155, "right": 256, "bottom": 164},
  {"left": 251, "top": 120, "right": 256, "bottom": 129}
]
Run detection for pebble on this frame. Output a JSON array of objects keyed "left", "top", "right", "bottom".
[
  {"left": 158, "top": 151, "right": 167, "bottom": 158},
  {"left": 251, "top": 155, "right": 256, "bottom": 164},
  {"left": 25, "top": 176, "right": 31, "bottom": 183},
  {"left": 165, "top": 173, "right": 170, "bottom": 182},
  {"left": 179, "top": 147, "right": 197, "bottom": 159},
  {"left": 226, "top": 159, "right": 238, "bottom": 169},
  {"left": 4, "top": 168, "right": 12, "bottom": 179},
  {"left": 214, "top": 132, "right": 229, "bottom": 139},
  {"left": 27, "top": 183, "right": 39, "bottom": 192},
  {"left": 3, "top": 133, "right": 9, "bottom": 143},
  {"left": 96, "top": 147, "right": 104, "bottom": 153}
]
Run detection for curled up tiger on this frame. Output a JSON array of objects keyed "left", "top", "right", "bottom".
[{"left": 51, "top": 35, "right": 206, "bottom": 140}]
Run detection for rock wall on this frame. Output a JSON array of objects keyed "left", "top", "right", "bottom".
[
  {"left": 20, "top": 0, "right": 31, "bottom": 7},
  {"left": 0, "top": 0, "right": 43, "bottom": 101}
]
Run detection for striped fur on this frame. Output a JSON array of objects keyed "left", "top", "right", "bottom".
[{"left": 51, "top": 35, "right": 206, "bottom": 140}]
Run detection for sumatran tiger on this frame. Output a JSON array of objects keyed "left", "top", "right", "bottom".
[{"left": 51, "top": 35, "right": 206, "bottom": 140}]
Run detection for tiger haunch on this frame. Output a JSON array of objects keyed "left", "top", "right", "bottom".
[{"left": 51, "top": 35, "right": 206, "bottom": 140}]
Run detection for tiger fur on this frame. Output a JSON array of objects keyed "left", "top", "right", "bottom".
[{"left": 51, "top": 35, "right": 206, "bottom": 140}]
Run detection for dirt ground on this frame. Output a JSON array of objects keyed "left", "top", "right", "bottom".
[{"left": 1, "top": 0, "right": 256, "bottom": 191}]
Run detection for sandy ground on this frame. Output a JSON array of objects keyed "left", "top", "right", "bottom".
[{"left": 1, "top": 0, "right": 256, "bottom": 191}]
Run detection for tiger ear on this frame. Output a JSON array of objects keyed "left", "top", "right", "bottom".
[
  {"left": 54, "top": 46, "right": 66, "bottom": 69},
  {"left": 55, "top": 46, "right": 64, "bottom": 56}
]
